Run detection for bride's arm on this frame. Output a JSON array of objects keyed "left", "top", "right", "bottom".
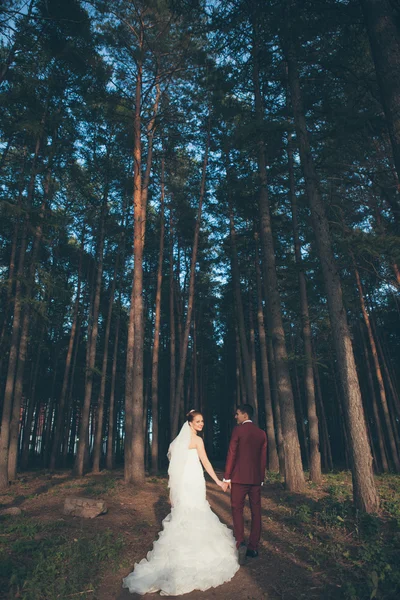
[{"left": 196, "top": 438, "right": 223, "bottom": 487}]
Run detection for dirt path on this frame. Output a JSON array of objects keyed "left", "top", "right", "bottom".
[
  {"left": 1, "top": 470, "right": 338, "bottom": 599},
  {"left": 99, "top": 476, "right": 334, "bottom": 600}
]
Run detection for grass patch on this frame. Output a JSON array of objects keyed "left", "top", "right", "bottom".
[
  {"left": 80, "top": 476, "right": 117, "bottom": 497},
  {"left": 0, "top": 514, "right": 124, "bottom": 600},
  {"left": 279, "top": 473, "right": 400, "bottom": 599}
]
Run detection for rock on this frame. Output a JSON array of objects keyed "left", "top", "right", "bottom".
[
  {"left": 63, "top": 497, "right": 108, "bottom": 519},
  {"left": 0, "top": 507, "right": 22, "bottom": 516}
]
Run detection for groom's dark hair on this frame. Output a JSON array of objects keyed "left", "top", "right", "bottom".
[{"left": 237, "top": 403, "right": 254, "bottom": 419}]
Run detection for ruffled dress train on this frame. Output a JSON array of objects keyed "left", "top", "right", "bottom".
[{"left": 122, "top": 449, "right": 239, "bottom": 596}]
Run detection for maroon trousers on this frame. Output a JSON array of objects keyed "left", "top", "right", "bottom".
[{"left": 230, "top": 483, "right": 261, "bottom": 551}]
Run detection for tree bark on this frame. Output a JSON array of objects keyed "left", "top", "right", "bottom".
[
  {"left": 151, "top": 157, "right": 165, "bottom": 474},
  {"left": 74, "top": 194, "right": 107, "bottom": 476},
  {"left": 360, "top": 0, "right": 400, "bottom": 200},
  {"left": 353, "top": 261, "right": 400, "bottom": 471},
  {"left": 254, "top": 240, "right": 279, "bottom": 471},
  {"left": 0, "top": 113, "right": 45, "bottom": 489},
  {"left": 314, "top": 362, "right": 333, "bottom": 471},
  {"left": 50, "top": 231, "right": 84, "bottom": 470},
  {"left": 283, "top": 12, "right": 379, "bottom": 510},
  {"left": 169, "top": 205, "right": 176, "bottom": 438},
  {"left": 92, "top": 254, "right": 119, "bottom": 474},
  {"left": 252, "top": 31, "right": 304, "bottom": 491},
  {"left": 287, "top": 132, "right": 321, "bottom": 482},
  {"left": 171, "top": 119, "right": 210, "bottom": 439},
  {"left": 360, "top": 323, "right": 389, "bottom": 473},
  {"left": 248, "top": 292, "right": 259, "bottom": 424},
  {"left": 106, "top": 291, "right": 121, "bottom": 471},
  {"left": 128, "top": 71, "right": 160, "bottom": 484},
  {"left": 229, "top": 205, "right": 254, "bottom": 406}
]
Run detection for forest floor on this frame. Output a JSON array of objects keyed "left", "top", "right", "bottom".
[{"left": 0, "top": 468, "right": 399, "bottom": 600}]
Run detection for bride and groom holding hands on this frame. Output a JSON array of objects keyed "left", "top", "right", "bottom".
[{"left": 123, "top": 403, "right": 268, "bottom": 596}]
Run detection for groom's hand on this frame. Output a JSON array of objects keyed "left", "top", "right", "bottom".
[{"left": 221, "top": 482, "right": 229, "bottom": 492}]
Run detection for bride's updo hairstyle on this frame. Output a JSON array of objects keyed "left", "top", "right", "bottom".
[{"left": 186, "top": 409, "right": 202, "bottom": 422}]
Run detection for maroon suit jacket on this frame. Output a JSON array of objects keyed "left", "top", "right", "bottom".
[{"left": 224, "top": 421, "right": 267, "bottom": 485}]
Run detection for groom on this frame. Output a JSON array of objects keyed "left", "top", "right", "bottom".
[{"left": 223, "top": 404, "right": 267, "bottom": 565}]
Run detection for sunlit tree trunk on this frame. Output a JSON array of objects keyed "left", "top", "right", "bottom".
[{"left": 128, "top": 73, "right": 160, "bottom": 484}]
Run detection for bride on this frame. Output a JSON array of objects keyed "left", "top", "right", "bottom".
[{"left": 122, "top": 410, "right": 240, "bottom": 596}]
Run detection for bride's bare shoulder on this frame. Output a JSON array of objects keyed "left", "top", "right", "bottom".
[{"left": 189, "top": 436, "right": 204, "bottom": 450}]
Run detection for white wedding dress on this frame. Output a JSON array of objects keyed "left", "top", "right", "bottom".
[{"left": 123, "top": 426, "right": 239, "bottom": 596}]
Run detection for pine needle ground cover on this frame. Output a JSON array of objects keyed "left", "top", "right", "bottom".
[{"left": 0, "top": 471, "right": 399, "bottom": 600}]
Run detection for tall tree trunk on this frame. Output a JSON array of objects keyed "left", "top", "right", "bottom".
[
  {"left": 353, "top": 260, "right": 400, "bottom": 471},
  {"left": 0, "top": 112, "right": 46, "bottom": 489},
  {"left": 266, "top": 315, "right": 285, "bottom": 475},
  {"left": 254, "top": 240, "right": 279, "bottom": 471},
  {"left": 373, "top": 320, "right": 400, "bottom": 420},
  {"left": 106, "top": 293, "right": 121, "bottom": 471},
  {"left": 248, "top": 291, "right": 259, "bottom": 425},
  {"left": 50, "top": 231, "right": 84, "bottom": 470},
  {"left": 360, "top": 0, "right": 400, "bottom": 204},
  {"left": 0, "top": 146, "right": 27, "bottom": 375},
  {"left": 92, "top": 188, "right": 128, "bottom": 475},
  {"left": 151, "top": 157, "right": 165, "bottom": 474},
  {"left": 20, "top": 338, "right": 41, "bottom": 470},
  {"left": 229, "top": 206, "right": 254, "bottom": 405},
  {"left": 360, "top": 323, "right": 389, "bottom": 473},
  {"left": 283, "top": 15, "right": 379, "bottom": 511},
  {"left": 128, "top": 72, "right": 160, "bottom": 484},
  {"left": 287, "top": 132, "right": 321, "bottom": 483},
  {"left": 252, "top": 30, "right": 304, "bottom": 491},
  {"left": 92, "top": 259, "right": 119, "bottom": 474},
  {"left": 291, "top": 337, "right": 310, "bottom": 470},
  {"left": 9, "top": 122, "right": 61, "bottom": 479},
  {"left": 235, "top": 324, "right": 247, "bottom": 405},
  {"left": 171, "top": 119, "right": 210, "bottom": 439},
  {"left": 169, "top": 205, "right": 176, "bottom": 438},
  {"left": 314, "top": 362, "right": 333, "bottom": 471},
  {"left": 74, "top": 195, "right": 107, "bottom": 476}
]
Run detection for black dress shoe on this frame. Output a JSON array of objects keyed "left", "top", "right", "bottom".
[
  {"left": 238, "top": 542, "right": 247, "bottom": 565},
  {"left": 246, "top": 549, "right": 259, "bottom": 558}
]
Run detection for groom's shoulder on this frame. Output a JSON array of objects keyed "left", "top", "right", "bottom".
[{"left": 249, "top": 422, "right": 267, "bottom": 438}]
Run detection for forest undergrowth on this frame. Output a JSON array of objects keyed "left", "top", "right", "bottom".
[{"left": 0, "top": 470, "right": 399, "bottom": 600}]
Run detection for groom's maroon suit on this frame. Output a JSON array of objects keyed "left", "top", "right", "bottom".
[{"left": 224, "top": 422, "right": 267, "bottom": 551}]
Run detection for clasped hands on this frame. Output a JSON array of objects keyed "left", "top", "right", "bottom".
[{"left": 217, "top": 480, "right": 231, "bottom": 493}]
